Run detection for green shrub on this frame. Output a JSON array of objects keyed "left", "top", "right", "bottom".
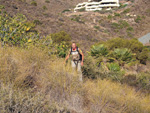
[
  {"left": 91, "top": 44, "right": 108, "bottom": 57},
  {"left": 127, "top": 32, "right": 133, "bottom": 38},
  {"left": 62, "top": 9, "right": 71, "bottom": 13},
  {"left": 105, "top": 38, "right": 144, "bottom": 53},
  {"left": 107, "top": 62, "right": 120, "bottom": 72},
  {"left": 119, "top": 20, "right": 129, "bottom": 28},
  {"left": 112, "top": 48, "right": 132, "bottom": 62},
  {"left": 82, "top": 56, "right": 99, "bottom": 79},
  {"left": 0, "top": 5, "right": 5, "bottom": 9},
  {"left": 126, "top": 27, "right": 134, "bottom": 32},
  {"left": 94, "top": 26, "right": 100, "bottom": 30},
  {"left": 123, "top": 8, "right": 130, "bottom": 14},
  {"left": 136, "top": 73, "right": 150, "bottom": 90},
  {"left": 135, "top": 15, "right": 142, "bottom": 23},
  {"left": 0, "top": 13, "right": 38, "bottom": 46},
  {"left": 111, "top": 22, "right": 120, "bottom": 29},
  {"left": 82, "top": 57, "right": 108, "bottom": 79},
  {"left": 137, "top": 48, "right": 149, "bottom": 64},
  {"left": 71, "top": 15, "right": 85, "bottom": 23},
  {"left": 51, "top": 31, "right": 71, "bottom": 45},
  {"left": 98, "top": 38, "right": 149, "bottom": 64},
  {"left": 33, "top": 19, "right": 42, "bottom": 25},
  {"left": 129, "top": 38, "right": 143, "bottom": 53},
  {"left": 56, "top": 42, "right": 69, "bottom": 58},
  {"left": 107, "top": 15, "right": 113, "bottom": 19},
  {"left": 107, "top": 71, "right": 124, "bottom": 82},
  {"left": 111, "top": 20, "right": 129, "bottom": 30},
  {"left": 45, "top": 0, "right": 50, "bottom": 3},
  {"left": 114, "top": 13, "right": 121, "bottom": 17},
  {"left": 42, "top": 5, "right": 47, "bottom": 10},
  {"left": 31, "top": 1, "right": 37, "bottom": 6},
  {"left": 105, "top": 38, "right": 128, "bottom": 49},
  {"left": 146, "top": 46, "right": 150, "bottom": 51},
  {"left": 119, "top": 3, "right": 127, "bottom": 9}
]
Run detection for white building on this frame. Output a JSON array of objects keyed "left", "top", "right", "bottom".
[{"left": 74, "top": 0, "right": 120, "bottom": 12}]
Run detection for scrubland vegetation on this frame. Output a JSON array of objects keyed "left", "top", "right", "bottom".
[
  {"left": 83, "top": 38, "right": 150, "bottom": 91},
  {"left": 0, "top": 6, "right": 150, "bottom": 113},
  {"left": 0, "top": 45, "right": 150, "bottom": 113}
]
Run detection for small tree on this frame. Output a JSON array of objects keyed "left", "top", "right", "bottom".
[{"left": 51, "top": 31, "right": 71, "bottom": 45}]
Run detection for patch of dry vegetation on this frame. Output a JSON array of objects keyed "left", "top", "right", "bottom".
[{"left": 0, "top": 45, "right": 150, "bottom": 113}]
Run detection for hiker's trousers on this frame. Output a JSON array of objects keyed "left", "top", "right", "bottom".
[{"left": 71, "top": 60, "right": 82, "bottom": 82}]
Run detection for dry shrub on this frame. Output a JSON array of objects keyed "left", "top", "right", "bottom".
[
  {"left": 0, "top": 45, "right": 84, "bottom": 112},
  {"left": 83, "top": 79, "right": 150, "bottom": 113},
  {"left": 0, "top": 45, "right": 150, "bottom": 113},
  {"left": 0, "top": 46, "right": 49, "bottom": 88}
]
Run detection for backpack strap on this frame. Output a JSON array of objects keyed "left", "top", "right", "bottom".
[
  {"left": 70, "top": 47, "right": 72, "bottom": 55},
  {"left": 77, "top": 47, "right": 82, "bottom": 61},
  {"left": 70, "top": 47, "right": 79, "bottom": 55},
  {"left": 76, "top": 47, "right": 79, "bottom": 53}
]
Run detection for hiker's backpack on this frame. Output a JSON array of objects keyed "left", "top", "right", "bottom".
[{"left": 70, "top": 47, "right": 82, "bottom": 61}]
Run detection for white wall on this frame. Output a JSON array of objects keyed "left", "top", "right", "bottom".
[{"left": 74, "top": 0, "right": 120, "bottom": 12}]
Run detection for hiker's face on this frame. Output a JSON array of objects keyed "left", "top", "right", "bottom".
[{"left": 72, "top": 43, "right": 76, "bottom": 49}]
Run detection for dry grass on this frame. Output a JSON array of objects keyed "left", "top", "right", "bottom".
[
  {"left": 83, "top": 79, "right": 150, "bottom": 113},
  {"left": 0, "top": 45, "right": 150, "bottom": 113}
]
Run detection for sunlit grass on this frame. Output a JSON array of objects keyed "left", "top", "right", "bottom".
[
  {"left": 0, "top": 45, "right": 150, "bottom": 113},
  {"left": 84, "top": 79, "right": 150, "bottom": 113}
]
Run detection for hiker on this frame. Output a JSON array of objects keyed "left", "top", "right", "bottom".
[{"left": 64, "top": 42, "right": 84, "bottom": 82}]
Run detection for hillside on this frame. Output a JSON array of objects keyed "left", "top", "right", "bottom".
[
  {"left": 0, "top": 0, "right": 150, "bottom": 113},
  {"left": 0, "top": 0, "right": 150, "bottom": 50},
  {"left": 0, "top": 0, "right": 98, "bottom": 49},
  {"left": 131, "top": 0, "right": 150, "bottom": 37}
]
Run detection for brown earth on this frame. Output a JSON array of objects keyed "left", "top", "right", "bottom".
[{"left": 0, "top": 0, "right": 150, "bottom": 50}]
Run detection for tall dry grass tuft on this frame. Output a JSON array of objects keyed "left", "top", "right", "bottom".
[
  {"left": 0, "top": 45, "right": 49, "bottom": 88},
  {"left": 0, "top": 45, "right": 84, "bottom": 112},
  {"left": 83, "top": 79, "right": 150, "bottom": 113},
  {"left": 0, "top": 45, "right": 150, "bottom": 113}
]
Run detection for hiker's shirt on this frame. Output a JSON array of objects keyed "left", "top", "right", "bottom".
[{"left": 69, "top": 48, "right": 82, "bottom": 62}]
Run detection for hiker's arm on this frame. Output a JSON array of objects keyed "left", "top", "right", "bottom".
[
  {"left": 64, "top": 51, "right": 71, "bottom": 63},
  {"left": 65, "top": 54, "right": 70, "bottom": 62}
]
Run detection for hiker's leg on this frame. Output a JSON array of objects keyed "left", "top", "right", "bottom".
[
  {"left": 71, "top": 61, "right": 76, "bottom": 73},
  {"left": 77, "top": 62, "right": 82, "bottom": 82}
]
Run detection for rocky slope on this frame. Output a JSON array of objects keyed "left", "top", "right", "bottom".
[{"left": 0, "top": 0, "right": 150, "bottom": 49}]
